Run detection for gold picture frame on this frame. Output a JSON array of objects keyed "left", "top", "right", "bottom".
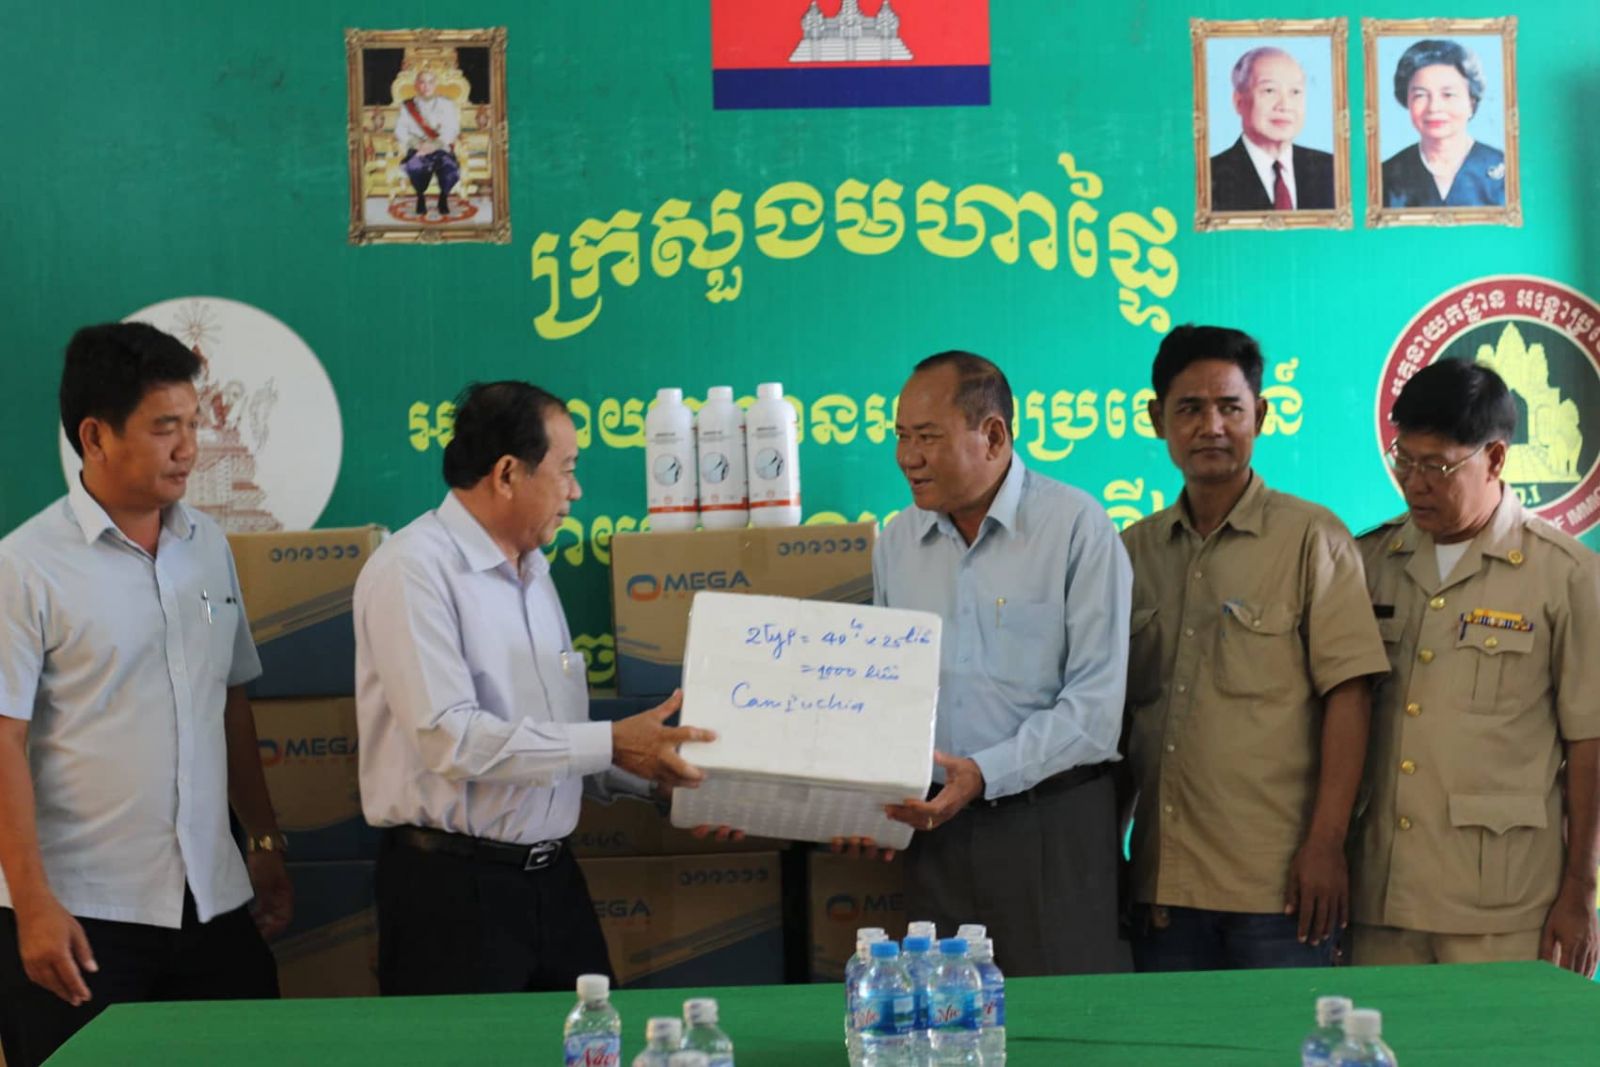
[
  {"left": 1363, "top": 17, "right": 1520, "bottom": 228},
  {"left": 1192, "top": 18, "right": 1352, "bottom": 232},
  {"left": 346, "top": 27, "right": 510, "bottom": 245}
]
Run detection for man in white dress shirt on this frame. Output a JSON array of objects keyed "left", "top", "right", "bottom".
[
  {"left": 0, "top": 323, "right": 290, "bottom": 1067},
  {"left": 394, "top": 68, "right": 462, "bottom": 219},
  {"left": 355, "top": 380, "right": 713, "bottom": 995}
]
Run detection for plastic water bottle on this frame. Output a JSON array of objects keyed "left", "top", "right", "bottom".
[
  {"left": 645, "top": 387, "right": 697, "bottom": 532},
  {"left": 1302, "top": 996, "right": 1354, "bottom": 1067},
  {"left": 927, "top": 938, "right": 983, "bottom": 1066},
  {"left": 745, "top": 382, "right": 801, "bottom": 526},
  {"left": 846, "top": 928, "right": 890, "bottom": 1061},
  {"left": 971, "top": 938, "right": 1006, "bottom": 1066},
  {"left": 855, "top": 941, "right": 915, "bottom": 1067},
  {"left": 1330, "top": 1009, "right": 1397, "bottom": 1067},
  {"left": 902, "top": 935, "right": 937, "bottom": 1065},
  {"left": 681, "top": 998, "right": 734, "bottom": 1067},
  {"left": 563, "top": 974, "right": 622, "bottom": 1067},
  {"left": 695, "top": 386, "right": 748, "bottom": 530},
  {"left": 632, "top": 1017, "right": 684, "bottom": 1067}
]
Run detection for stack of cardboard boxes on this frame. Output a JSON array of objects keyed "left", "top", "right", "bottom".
[{"left": 233, "top": 526, "right": 385, "bottom": 999}]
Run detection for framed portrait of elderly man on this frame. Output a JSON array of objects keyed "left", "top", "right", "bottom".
[
  {"left": 1192, "top": 18, "right": 1352, "bottom": 232},
  {"left": 346, "top": 27, "right": 510, "bottom": 244},
  {"left": 1363, "top": 18, "right": 1520, "bottom": 228}
]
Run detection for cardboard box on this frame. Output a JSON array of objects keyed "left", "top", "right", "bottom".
[
  {"left": 274, "top": 861, "right": 378, "bottom": 998},
  {"left": 610, "top": 523, "right": 875, "bottom": 696},
  {"left": 808, "top": 850, "right": 908, "bottom": 982},
  {"left": 579, "top": 853, "right": 784, "bottom": 988},
  {"left": 571, "top": 796, "right": 783, "bottom": 858},
  {"left": 229, "top": 526, "right": 385, "bottom": 699},
  {"left": 255, "top": 697, "right": 379, "bottom": 861}
]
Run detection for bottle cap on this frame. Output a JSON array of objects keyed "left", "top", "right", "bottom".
[
  {"left": 646, "top": 1017, "right": 684, "bottom": 1043},
  {"left": 683, "top": 998, "right": 719, "bottom": 1025},
  {"left": 971, "top": 937, "right": 995, "bottom": 961},
  {"left": 707, "top": 386, "right": 733, "bottom": 401},
  {"left": 575, "top": 974, "right": 609, "bottom": 1001},
  {"left": 907, "top": 921, "right": 938, "bottom": 939},
  {"left": 1316, "top": 996, "right": 1353, "bottom": 1028},
  {"left": 956, "top": 924, "right": 987, "bottom": 941},
  {"left": 870, "top": 941, "right": 901, "bottom": 959},
  {"left": 756, "top": 382, "right": 784, "bottom": 399},
  {"left": 940, "top": 938, "right": 969, "bottom": 956},
  {"left": 657, "top": 387, "right": 684, "bottom": 403},
  {"left": 1343, "top": 1009, "right": 1382, "bottom": 1039},
  {"left": 857, "top": 926, "right": 887, "bottom": 941},
  {"left": 903, "top": 936, "right": 932, "bottom": 953},
  {"left": 668, "top": 1054, "right": 710, "bottom": 1067}
]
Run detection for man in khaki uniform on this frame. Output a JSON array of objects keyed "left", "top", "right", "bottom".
[
  {"left": 1354, "top": 359, "right": 1600, "bottom": 976},
  {"left": 1121, "top": 325, "right": 1391, "bottom": 970}
]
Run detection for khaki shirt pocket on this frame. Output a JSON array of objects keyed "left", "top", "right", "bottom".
[
  {"left": 1215, "top": 600, "right": 1300, "bottom": 699},
  {"left": 1454, "top": 622, "right": 1537, "bottom": 714},
  {"left": 1126, "top": 607, "right": 1161, "bottom": 707},
  {"left": 1448, "top": 792, "right": 1549, "bottom": 909}
]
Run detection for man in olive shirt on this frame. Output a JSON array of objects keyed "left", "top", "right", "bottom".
[
  {"left": 1120, "top": 325, "right": 1390, "bottom": 970},
  {"left": 1354, "top": 360, "right": 1599, "bottom": 976}
]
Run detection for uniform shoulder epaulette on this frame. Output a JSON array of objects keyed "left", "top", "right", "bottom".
[
  {"left": 1523, "top": 514, "right": 1596, "bottom": 566},
  {"left": 1356, "top": 513, "right": 1409, "bottom": 541}
]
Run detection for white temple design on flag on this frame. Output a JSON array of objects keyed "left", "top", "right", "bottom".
[{"left": 789, "top": 0, "right": 914, "bottom": 63}]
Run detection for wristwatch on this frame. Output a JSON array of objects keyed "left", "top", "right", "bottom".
[{"left": 245, "top": 830, "right": 290, "bottom": 856}]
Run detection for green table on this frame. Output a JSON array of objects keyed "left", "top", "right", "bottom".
[{"left": 46, "top": 962, "right": 1600, "bottom": 1065}]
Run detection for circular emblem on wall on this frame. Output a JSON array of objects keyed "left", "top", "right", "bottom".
[
  {"left": 1376, "top": 275, "right": 1600, "bottom": 537},
  {"left": 58, "top": 297, "right": 343, "bottom": 532}
]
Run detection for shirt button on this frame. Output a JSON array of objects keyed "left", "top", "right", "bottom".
[
  {"left": 1163, "top": 804, "right": 1174, "bottom": 814},
  {"left": 1405, "top": 702, "right": 1422, "bottom": 716},
  {"left": 1176, "top": 683, "right": 1187, "bottom": 694},
  {"left": 1429, "top": 596, "right": 1446, "bottom": 610},
  {"left": 1165, "top": 743, "right": 1176, "bottom": 753},
  {"left": 1183, "top": 627, "right": 1195, "bottom": 638},
  {"left": 1398, "top": 816, "right": 1412, "bottom": 830},
  {"left": 1400, "top": 759, "right": 1417, "bottom": 775},
  {"left": 1192, "top": 571, "right": 1203, "bottom": 581},
  {"left": 1418, "top": 649, "right": 1435, "bottom": 664},
  {"left": 1484, "top": 636, "right": 1499, "bottom": 649}
]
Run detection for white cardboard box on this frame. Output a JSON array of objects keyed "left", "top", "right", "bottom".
[{"left": 670, "top": 592, "right": 939, "bottom": 850}]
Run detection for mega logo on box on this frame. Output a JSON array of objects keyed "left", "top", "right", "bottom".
[{"left": 712, "top": 0, "right": 990, "bottom": 109}]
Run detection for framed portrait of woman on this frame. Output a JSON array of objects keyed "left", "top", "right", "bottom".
[
  {"left": 1191, "top": 18, "right": 1353, "bottom": 232},
  {"left": 1363, "top": 17, "right": 1520, "bottom": 228},
  {"left": 346, "top": 27, "right": 510, "bottom": 245}
]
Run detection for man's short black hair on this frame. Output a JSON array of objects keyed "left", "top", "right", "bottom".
[
  {"left": 912, "top": 350, "right": 1013, "bottom": 432},
  {"left": 1151, "top": 324, "right": 1265, "bottom": 401},
  {"left": 442, "top": 381, "right": 569, "bottom": 489},
  {"left": 1391, "top": 359, "right": 1516, "bottom": 446},
  {"left": 59, "top": 322, "right": 203, "bottom": 457}
]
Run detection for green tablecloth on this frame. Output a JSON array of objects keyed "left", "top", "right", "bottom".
[{"left": 45, "top": 962, "right": 1600, "bottom": 1065}]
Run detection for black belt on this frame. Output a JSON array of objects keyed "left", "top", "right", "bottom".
[
  {"left": 982, "top": 761, "right": 1110, "bottom": 809},
  {"left": 389, "top": 825, "right": 567, "bottom": 872}
]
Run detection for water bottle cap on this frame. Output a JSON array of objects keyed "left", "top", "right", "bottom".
[
  {"left": 575, "top": 974, "right": 609, "bottom": 1001},
  {"left": 756, "top": 382, "right": 784, "bottom": 399},
  {"left": 657, "top": 387, "right": 684, "bottom": 403},
  {"left": 645, "top": 1017, "right": 684, "bottom": 1043},
  {"left": 907, "top": 921, "right": 938, "bottom": 937},
  {"left": 870, "top": 941, "right": 901, "bottom": 959},
  {"left": 939, "top": 938, "right": 969, "bottom": 956},
  {"left": 1343, "top": 1009, "right": 1382, "bottom": 1038},
  {"left": 956, "top": 924, "right": 987, "bottom": 940},
  {"left": 1316, "top": 996, "right": 1353, "bottom": 1028},
  {"left": 668, "top": 1053, "right": 710, "bottom": 1067},
  {"left": 683, "top": 998, "right": 719, "bottom": 1025},
  {"left": 903, "top": 936, "right": 932, "bottom": 953},
  {"left": 857, "top": 926, "right": 887, "bottom": 940},
  {"left": 971, "top": 937, "right": 994, "bottom": 960},
  {"left": 706, "top": 386, "right": 733, "bottom": 401}
]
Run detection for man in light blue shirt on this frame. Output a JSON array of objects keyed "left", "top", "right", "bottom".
[
  {"left": 871, "top": 351, "right": 1132, "bottom": 976},
  {"left": 0, "top": 323, "right": 289, "bottom": 1067}
]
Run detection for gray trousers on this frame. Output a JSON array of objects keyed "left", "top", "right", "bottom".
[{"left": 904, "top": 772, "right": 1130, "bottom": 977}]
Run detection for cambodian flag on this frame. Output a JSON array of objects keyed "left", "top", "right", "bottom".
[{"left": 711, "top": 0, "right": 990, "bottom": 110}]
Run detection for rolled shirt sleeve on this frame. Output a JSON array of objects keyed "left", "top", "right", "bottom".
[
  {"left": 0, "top": 555, "right": 43, "bottom": 721},
  {"left": 1301, "top": 519, "right": 1391, "bottom": 697}
]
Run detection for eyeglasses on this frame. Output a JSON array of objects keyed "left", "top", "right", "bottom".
[{"left": 1384, "top": 442, "right": 1485, "bottom": 483}]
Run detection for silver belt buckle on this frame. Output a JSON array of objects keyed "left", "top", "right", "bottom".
[{"left": 523, "top": 841, "right": 560, "bottom": 872}]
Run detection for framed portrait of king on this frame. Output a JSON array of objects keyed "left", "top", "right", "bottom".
[
  {"left": 1363, "top": 17, "right": 1520, "bottom": 228},
  {"left": 346, "top": 27, "right": 510, "bottom": 245},
  {"left": 1192, "top": 18, "right": 1353, "bottom": 232}
]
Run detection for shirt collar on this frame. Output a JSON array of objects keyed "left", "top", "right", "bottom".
[
  {"left": 437, "top": 491, "right": 538, "bottom": 576},
  {"left": 1390, "top": 484, "right": 1524, "bottom": 560},
  {"left": 1241, "top": 136, "right": 1296, "bottom": 202},
  {"left": 915, "top": 451, "right": 1027, "bottom": 543},
  {"left": 66, "top": 474, "right": 195, "bottom": 546},
  {"left": 1168, "top": 471, "right": 1267, "bottom": 538}
]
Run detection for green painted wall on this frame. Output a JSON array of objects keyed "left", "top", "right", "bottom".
[{"left": 3, "top": 1, "right": 1598, "bottom": 683}]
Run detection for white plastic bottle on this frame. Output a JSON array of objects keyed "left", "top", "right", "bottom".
[
  {"left": 846, "top": 928, "right": 890, "bottom": 1063},
  {"left": 680, "top": 998, "right": 734, "bottom": 1067},
  {"left": 695, "top": 386, "right": 748, "bottom": 530},
  {"left": 855, "top": 941, "right": 915, "bottom": 1067},
  {"left": 927, "top": 938, "right": 983, "bottom": 1066},
  {"left": 971, "top": 937, "right": 1005, "bottom": 1066},
  {"left": 633, "top": 1017, "right": 684, "bottom": 1067},
  {"left": 563, "top": 974, "right": 622, "bottom": 1067},
  {"left": 1302, "top": 996, "right": 1354, "bottom": 1067},
  {"left": 745, "top": 382, "right": 801, "bottom": 527},
  {"left": 645, "top": 387, "right": 698, "bottom": 532},
  {"left": 1330, "top": 1009, "right": 1398, "bottom": 1067}
]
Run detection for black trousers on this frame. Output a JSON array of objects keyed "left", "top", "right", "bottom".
[
  {"left": 904, "top": 772, "right": 1131, "bottom": 977},
  {"left": 0, "top": 893, "right": 277, "bottom": 1067},
  {"left": 375, "top": 829, "right": 612, "bottom": 996}
]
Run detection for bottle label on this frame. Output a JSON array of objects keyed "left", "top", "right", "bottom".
[
  {"left": 563, "top": 1034, "right": 621, "bottom": 1067},
  {"left": 929, "top": 989, "right": 980, "bottom": 1031},
  {"left": 854, "top": 993, "right": 914, "bottom": 1035},
  {"left": 982, "top": 987, "right": 1006, "bottom": 1029}
]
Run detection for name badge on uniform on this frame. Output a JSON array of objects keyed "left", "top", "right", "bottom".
[{"left": 1459, "top": 608, "right": 1534, "bottom": 639}]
